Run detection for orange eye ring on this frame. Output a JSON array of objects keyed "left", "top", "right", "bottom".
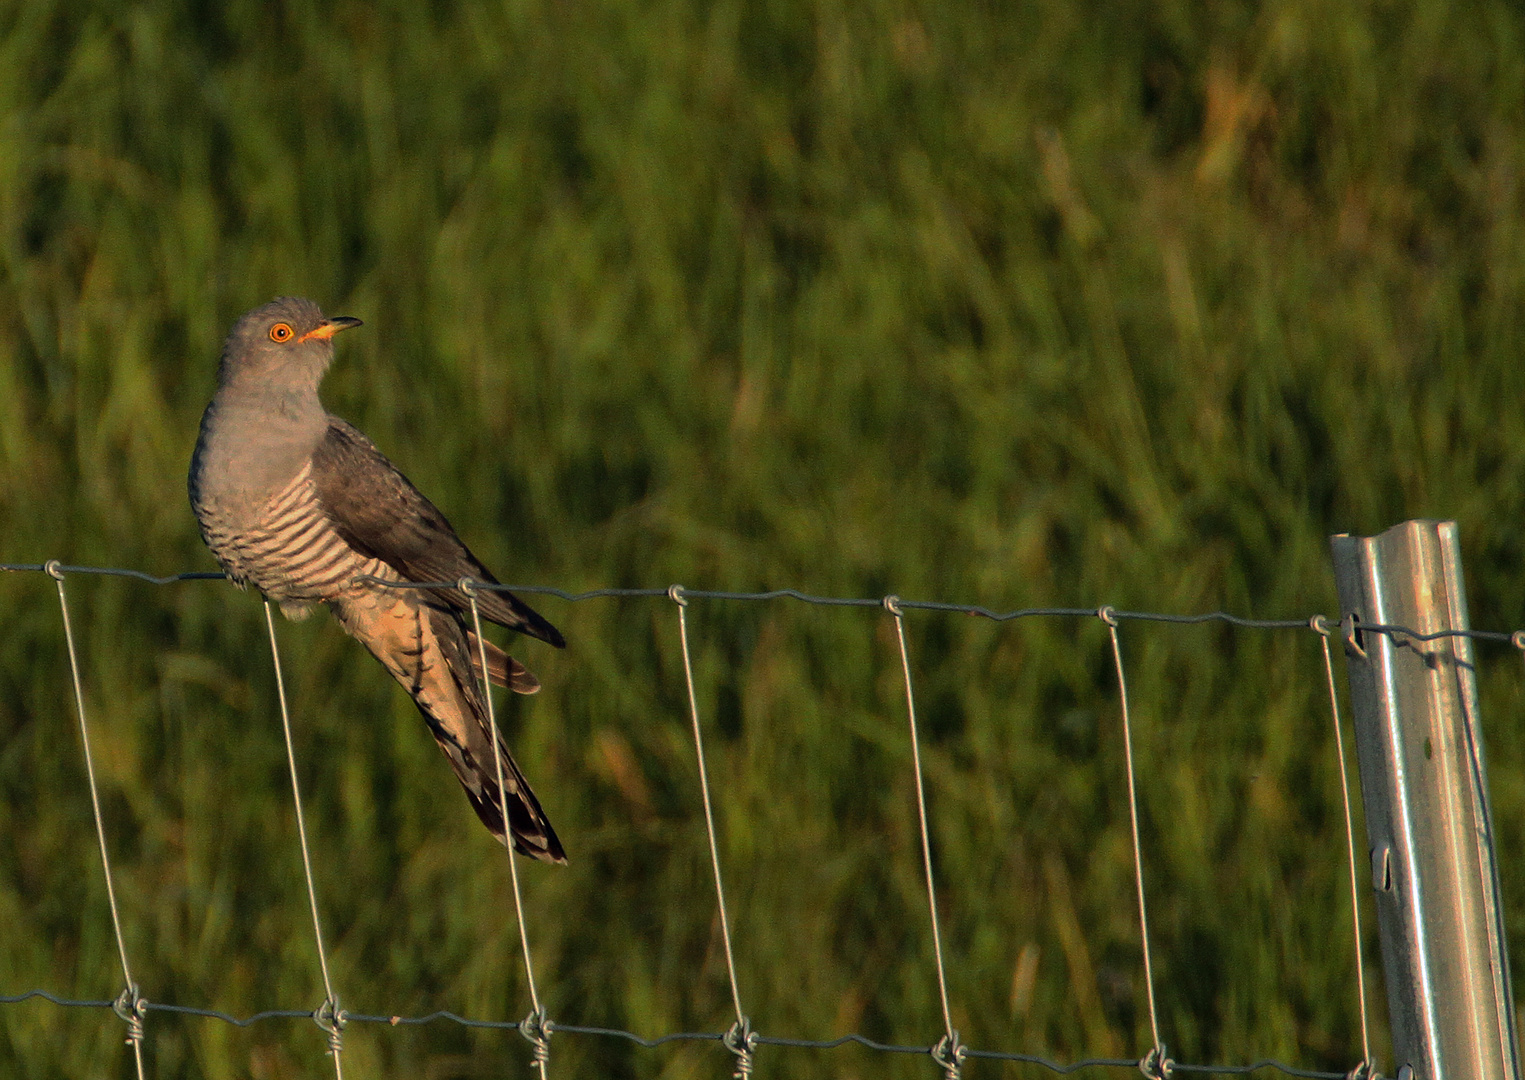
[{"left": 269, "top": 322, "right": 295, "bottom": 343}]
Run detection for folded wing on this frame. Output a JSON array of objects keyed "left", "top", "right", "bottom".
[{"left": 311, "top": 418, "right": 564, "bottom": 648}]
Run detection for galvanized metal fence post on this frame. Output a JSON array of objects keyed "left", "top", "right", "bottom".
[{"left": 1330, "top": 520, "right": 1521, "bottom": 1080}]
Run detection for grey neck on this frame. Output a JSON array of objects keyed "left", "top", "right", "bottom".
[{"left": 193, "top": 381, "right": 330, "bottom": 506}]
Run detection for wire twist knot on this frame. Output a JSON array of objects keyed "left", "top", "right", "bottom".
[
  {"left": 1097, "top": 604, "right": 1119, "bottom": 627},
  {"left": 112, "top": 984, "right": 147, "bottom": 1046},
  {"left": 1310, "top": 614, "right": 1335, "bottom": 636},
  {"left": 883, "top": 594, "right": 904, "bottom": 617},
  {"left": 1344, "top": 1060, "right": 1378, "bottom": 1080},
  {"left": 518, "top": 1005, "right": 552, "bottom": 1067},
  {"left": 723, "top": 1016, "right": 758, "bottom": 1078},
  {"left": 1139, "top": 1044, "right": 1173, "bottom": 1079},
  {"left": 668, "top": 583, "right": 688, "bottom": 607},
  {"left": 931, "top": 1031, "right": 967, "bottom": 1079},
  {"left": 457, "top": 576, "right": 480, "bottom": 598},
  {"left": 1512, "top": 630, "right": 1525, "bottom": 652},
  {"left": 44, "top": 559, "right": 65, "bottom": 581},
  {"left": 314, "top": 997, "right": 346, "bottom": 1056}
]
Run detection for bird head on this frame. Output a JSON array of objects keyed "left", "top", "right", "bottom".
[{"left": 217, "top": 296, "right": 363, "bottom": 393}]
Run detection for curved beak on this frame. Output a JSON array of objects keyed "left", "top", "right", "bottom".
[{"left": 299, "top": 316, "right": 363, "bottom": 343}]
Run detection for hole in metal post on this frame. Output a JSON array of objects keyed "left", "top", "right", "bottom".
[
  {"left": 1371, "top": 846, "right": 1393, "bottom": 892},
  {"left": 1342, "top": 614, "right": 1368, "bottom": 661}
]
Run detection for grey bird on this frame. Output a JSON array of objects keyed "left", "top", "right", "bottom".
[{"left": 188, "top": 296, "right": 567, "bottom": 863}]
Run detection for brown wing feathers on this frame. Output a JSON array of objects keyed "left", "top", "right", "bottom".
[{"left": 311, "top": 419, "right": 565, "bottom": 648}]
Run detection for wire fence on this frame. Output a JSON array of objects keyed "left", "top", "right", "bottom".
[{"left": 7, "top": 560, "right": 1522, "bottom": 1079}]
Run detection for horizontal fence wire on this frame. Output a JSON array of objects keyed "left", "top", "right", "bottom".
[
  {"left": 8, "top": 561, "right": 1522, "bottom": 1079},
  {"left": 7, "top": 562, "right": 1523, "bottom": 644},
  {"left": 0, "top": 990, "right": 1349, "bottom": 1078}
]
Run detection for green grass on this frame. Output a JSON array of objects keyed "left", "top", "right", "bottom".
[{"left": 4, "top": 0, "right": 1525, "bottom": 1075}]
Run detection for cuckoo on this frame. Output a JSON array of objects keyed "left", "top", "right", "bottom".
[{"left": 188, "top": 296, "right": 566, "bottom": 862}]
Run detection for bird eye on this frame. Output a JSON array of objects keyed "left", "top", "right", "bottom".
[{"left": 269, "top": 323, "right": 294, "bottom": 342}]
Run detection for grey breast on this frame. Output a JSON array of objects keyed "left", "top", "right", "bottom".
[{"left": 192, "top": 459, "right": 391, "bottom": 614}]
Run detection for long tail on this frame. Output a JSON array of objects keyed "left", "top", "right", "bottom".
[
  {"left": 333, "top": 591, "right": 566, "bottom": 863},
  {"left": 467, "top": 628, "right": 543, "bottom": 694}
]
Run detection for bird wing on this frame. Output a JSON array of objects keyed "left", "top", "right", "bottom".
[{"left": 310, "top": 417, "right": 565, "bottom": 648}]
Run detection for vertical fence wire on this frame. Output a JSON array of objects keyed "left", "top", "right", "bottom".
[
  {"left": 465, "top": 581, "right": 551, "bottom": 1078},
  {"left": 1098, "top": 606, "right": 1170, "bottom": 1078},
  {"left": 263, "top": 601, "right": 346, "bottom": 1079},
  {"left": 47, "top": 563, "right": 148, "bottom": 1080},
  {"left": 1314, "top": 618, "right": 1374, "bottom": 1077},
  {"left": 669, "top": 585, "right": 756, "bottom": 1077},
  {"left": 885, "top": 596, "right": 965, "bottom": 1078}
]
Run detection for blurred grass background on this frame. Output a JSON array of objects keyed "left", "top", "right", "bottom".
[{"left": 3, "top": 0, "right": 1525, "bottom": 1075}]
